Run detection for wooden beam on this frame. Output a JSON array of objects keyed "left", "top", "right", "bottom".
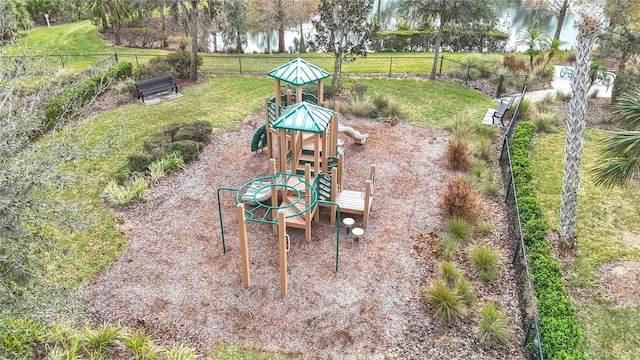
[
  {"left": 265, "top": 96, "right": 273, "bottom": 158},
  {"left": 318, "top": 80, "right": 324, "bottom": 104},
  {"left": 275, "top": 79, "right": 281, "bottom": 118},
  {"left": 278, "top": 210, "right": 288, "bottom": 295},
  {"left": 236, "top": 203, "right": 250, "bottom": 288}
]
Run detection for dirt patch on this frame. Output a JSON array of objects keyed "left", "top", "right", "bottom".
[
  {"left": 599, "top": 261, "right": 640, "bottom": 309},
  {"left": 77, "top": 113, "right": 525, "bottom": 359}
]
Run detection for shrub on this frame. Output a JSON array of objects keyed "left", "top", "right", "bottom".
[
  {"left": 128, "top": 152, "right": 156, "bottom": 174},
  {"left": 502, "top": 54, "right": 528, "bottom": 72},
  {"left": 148, "top": 160, "right": 167, "bottom": 184},
  {"left": 174, "top": 120, "right": 213, "bottom": 142},
  {"left": 475, "top": 302, "right": 512, "bottom": 345},
  {"left": 166, "top": 50, "right": 202, "bottom": 79},
  {"left": 167, "top": 344, "right": 197, "bottom": 360},
  {"left": 470, "top": 244, "right": 500, "bottom": 281},
  {"left": 0, "top": 318, "right": 48, "bottom": 359},
  {"left": 163, "top": 151, "right": 186, "bottom": 171},
  {"left": 446, "top": 139, "right": 473, "bottom": 171},
  {"left": 123, "top": 329, "right": 161, "bottom": 360},
  {"left": 448, "top": 217, "right": 471, "bottom": 241},
  {"left": 133, "top": 56, "right": 175, "bottom": 81},
  {"left": 83, "top": 324, "right": 121, "bottom": 359},
  {"left": 161, "top": 140, "right": 202, "bottom": 162},
  {"left": 424, "top": 280, "right": 466, "bottom": 322},
  {"left": 441, "top": 176, "right": 482, "bottom": 223}
]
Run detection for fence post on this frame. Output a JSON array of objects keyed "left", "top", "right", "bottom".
[
  {"left": 135, "top": 55, "right": 139, "bottom": 66},
  {"left": 239, "top": 57, "right": 242, "bottom": 74},
  {"left": 496, "top": 74, "right": 505, "bottom": 98},
  {"left": 59, "top": 55, "right": 65, "bottom": 69},
  {"left": 114, "top": 52, "right": 118, "bottom": 63},
  {"left": 388, "top": 57, "right": 393, "bottom": 76},
  {"left": 439, "top": 54, "right": 444, "bottom": 74}
]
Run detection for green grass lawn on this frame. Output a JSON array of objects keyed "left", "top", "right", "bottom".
[{"left": 531, "top": 129, "right": 640, "bottom": 360}]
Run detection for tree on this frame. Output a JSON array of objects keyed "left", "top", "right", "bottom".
[
  {"left": 516, "top": 28, "right": 551, "bottom": 74},
  {"left": 592, "top": 92, "right": 640, "bottom": 187},
  {"left": 558, "top": 14, "right": 600, "bottom": 249},
  {"left": 169, "top": 0, "right": 209, "bottom": 80},
  {"left": 541, "top": 38, "right": 567, "bottom": 74},
  {"left": 599, "top": 0, "right": 640, "bottom": 76},
  {"left": 312, "top": 0, "right": 379, "bottom": 85},
  {"left": 397, "top": 0, "right": 501, "bottom": 80},
  {"left": 220, "top": 0, "right": 248, "bottom": 53},
  {"left": 0, "top": 0, "right": 30, "bottom": 43},
  {"left": 247, "top": 0, "right": 317, "bottom": 53},
  {"left": 545, "top": 0, "right": 572, "bottom": 40}
]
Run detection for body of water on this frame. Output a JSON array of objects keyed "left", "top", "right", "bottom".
[{"left": 210, "top": 0, "right": 580, "bottom": 53}]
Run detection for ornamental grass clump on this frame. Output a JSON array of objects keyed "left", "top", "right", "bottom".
[
  {"left": 439, "top": 233, "right": 460, "bottom": 260},
  {"left": 446, "top": 139, "right": 473, "bottom": 171},
  {"left": 441, "top": 176, "right": 483, "bottom": 224},
  {"left": 424, "top": 279, "right": 466, "bottom": 322},
  {"left": 448, "top": 217, "right": 471, "bottom": 241},
  {"left": 470, "top": 244, "right": 500, "bottom": 281},
  {"left": 475, "top": 301, "right": 513, "bottom": 345}
]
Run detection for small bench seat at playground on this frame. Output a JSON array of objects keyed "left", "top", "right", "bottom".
[
  {"left": 135, "top": 75, "right": 178, "bottom": 103},
  {"left": 492, "top": 96, "right": 515, "bottom": 126}
]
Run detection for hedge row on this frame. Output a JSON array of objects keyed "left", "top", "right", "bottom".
[
  {"left": 375, "top": 29, "right": 508, "bottom": 53},
  {"left": 509, "top": 122, "right": 584, "bottom": 359},
  {"left": 40, "top": 61, "right": 133, "bottom": 131}
]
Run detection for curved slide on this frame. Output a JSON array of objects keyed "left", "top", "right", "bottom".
[
  {"left": 338, "top": 124, "right": 369, "bottom": 144},
  {"left": 240, "top": 181, "right": 273, "bottom": 203}
]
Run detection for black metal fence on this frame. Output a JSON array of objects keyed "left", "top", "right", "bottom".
[
  {"left": 438, "top": 55, "right": 528, "bottom": 99},
  {"left": 499, "top": 82, "right": 545, "bottom": 360}
]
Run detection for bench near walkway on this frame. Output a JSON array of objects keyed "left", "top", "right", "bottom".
[
  {"left": 135, "top": 75, "right": 178, "bottom": 103},
  {"left": 482, "top": 96, "right": 516, "bottom": 126}
]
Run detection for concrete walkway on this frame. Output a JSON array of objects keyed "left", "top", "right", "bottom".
[{"left": 482, "top": 65, "right": 614, "bottom": 125}]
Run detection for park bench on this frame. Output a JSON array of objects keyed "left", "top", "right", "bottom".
[
  {"left": 492, "top": 96, "right": 515, "bottom": 126},
  {"left": 135, "top": 75, "right": 178, "bottom": 103}
]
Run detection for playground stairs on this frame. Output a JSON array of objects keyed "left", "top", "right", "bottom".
[
  {"left": 296, "top": 146, "right": 324, "bottom": 176},
  {"left": 280, "top": 194, "right": 316, "bottom": 232}
]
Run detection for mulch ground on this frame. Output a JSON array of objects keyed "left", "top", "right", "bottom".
[{"left": 77, "top": 105, "right": 526, "bottom": 358}]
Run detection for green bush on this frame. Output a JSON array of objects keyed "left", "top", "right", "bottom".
[
  {"left": 174, "top": 120, "right": 213, "bottom": 142},
  {"left": 127, "top": 152, "right": 156, "bottom": 174},
  {"left": 612, "top": 72, "right": 640, "bottom": 103},
  {"left": 166, "top": 50, "right": 202, "bottom": 79},
  {"left": 509, "top": 122, "right": 583, "bottom": 359},
  {"left": 161, "top": 140, "right": 202, "bottom": 162},
  {"left": 133, "top": 56, "right": 176, "bottom": 81}
]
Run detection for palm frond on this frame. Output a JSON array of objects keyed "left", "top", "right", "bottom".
[{"left": 613, "top": 91, "right": 640, "bottom": 130}]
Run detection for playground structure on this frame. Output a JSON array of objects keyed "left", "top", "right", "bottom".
[{"left": 218, "top": 58, "right": 374, "bottom": 295}]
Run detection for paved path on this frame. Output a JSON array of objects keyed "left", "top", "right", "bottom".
[{"left": 482, "top": 65, "right": 614, "bottom": 125}]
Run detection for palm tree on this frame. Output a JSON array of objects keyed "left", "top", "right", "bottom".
[
  {"left": 516, "top": 28, "right": 551, "bottom": 74},
  {"left": 541, "top": 38, "right": 566, "bottom": 74},
  {"left": 558, "top": 15, "right": 600, "bottom": 249},
  {"left": 592, "top": 91, "right": 640, "bottom": 187}
]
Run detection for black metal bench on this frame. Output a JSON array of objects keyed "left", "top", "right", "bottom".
[
  {"left": 493, "top": 96, "right": 515, "bottom": 126},
  {"left": 135, "top": 75, "right": 178, "bottom": 103}
]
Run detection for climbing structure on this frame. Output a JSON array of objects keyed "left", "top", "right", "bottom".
[{"left": 217, "top": 58, "right": 375, "bottom": 295}]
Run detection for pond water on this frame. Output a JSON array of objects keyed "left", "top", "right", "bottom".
[{"left": 210, "top": 0, "right": 580, "bottom": 53}]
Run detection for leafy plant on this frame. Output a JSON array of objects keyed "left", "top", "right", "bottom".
[
  {"left": 123, "top": 330, "right": 161, "bottom": 360},
  {"left": 470, "top": 244, "right": 500, "bottom": 281},
  {"left": 424, "top": 280, "right": 466, "bottom": 322},
  {"left": 475, "top": 301, "right": 512, "bottom": 345},
  {"left": 103, "top": 180, "right": 134, "bottom": 206},
  {"left": 448, "top": 217, "right": 471, "bottom": 241},
  {"left": 166, "top": 344, "right": 197, "bottom": 360},
  {"left": 0, "top": 318, "right": 48, "bottom": 359},
  {"left": 148, "top": 160, "right": 167, "bottom": 184},
  {"left": 163, "top": 151, "right": 186, "bottom": 171},
  {"left": 129, "top": 176, "right": 149, "bottom": 200},
  {"left": 83, "top": 324, "right": 121, "bottom": 359}
]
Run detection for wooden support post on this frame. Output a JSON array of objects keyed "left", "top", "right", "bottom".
[
  {"left": 265, "top": 96, "right": 273, "bottom": 158},
  {"left": 236, "top": 203, "right": 250, "bottom": 288},
  {"left": 277, "top": 210, "right": 288, "bottom": 295},
  {"left": 314, "top": 134, "right": 320, "bottom": 176},
  {"left": 318, "top": 80, "right": 324, "bottom": 104},
  {"left": 275, "top": 79, "right": 281, "bottom": 118},
  {"left": 321, "top": 133, "right": 328, "bottom": 174},
  {"left": 337, "top": 153, "right": 344, "bottom": 190},
  {"left": 332, "top": 102, "right": 340, "bottom": 157},
  {"left": 286, "top": 89, "right": 292, "bottom": 106},
  {"left": 296, "top": 85, "right": 303, "bottom": 104},
  {"left": 270, "top": 158, "right": 279, "bottom": 235},
  {"left": 279, "top": 129, "right": 288, "bottom": 173}
]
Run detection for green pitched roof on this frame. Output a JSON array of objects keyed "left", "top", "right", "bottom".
[
  {"left": 272, "top": 102, "right": 334, "bottom": 133},
  {"left": 267, "top": 58, "right": 331, "bottom": 86}
]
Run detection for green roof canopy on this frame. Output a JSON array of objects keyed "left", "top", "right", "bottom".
[
  {"left": 267, "top": 58, "right": 331, "bottom": 86},
  {"left": 272, "top": 102, "right": 334, "bottom": 133}
]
